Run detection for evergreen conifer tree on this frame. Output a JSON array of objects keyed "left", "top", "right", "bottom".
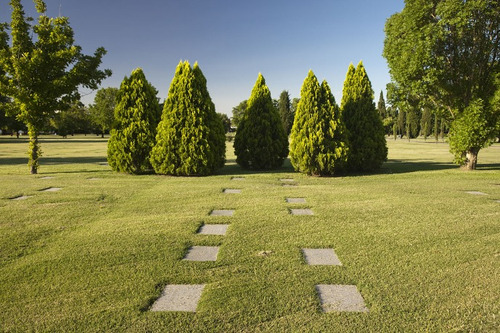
[
  {"left": 341, "top": 62, "right": 387, "bottom": 171},
  {"left": 151, "top": 61, "right": 225, "bottom": 176},
  {"left": 289, "top": 70, "right": 348, "bottom": 176},
  {"left": 107, "top": 68, "right": 160, "bottom": 174},
  {"left": 234, "top": 73, "right": 288, "bottom": 169}
]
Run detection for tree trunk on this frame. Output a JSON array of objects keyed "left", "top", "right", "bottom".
[
  {"left": 27, "top": 124, "right": 41, "bottom": 174},
  {"left": 462, "top": 147, "right": 479, "bottom": 171},
  {"left": 101, "top": 131, "right": 104, "bottom": 138}
]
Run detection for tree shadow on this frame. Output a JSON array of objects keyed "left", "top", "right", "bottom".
[
  {"left": 216, "top": 158, "right": 296, "bottom": 176},
  {"left": 0, "top": 156, "right": 107, "bottom": 166},
  {"left": 384, "top": 159, "right": 500, "bottom": 174}
]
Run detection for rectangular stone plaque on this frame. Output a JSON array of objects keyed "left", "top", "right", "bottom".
[
  {"left": 210, "top": 210, "right": 234, "bottom": 216},
  {"left": 302, "top": 248, "right": 342, "bottom": 266},
  {"left": 198, "top": 224, "right": 228, "bottom": 235},
  {"left": 316, "top": 284, "right": 368, "bottom": 313},
  {"left": 150, "top": 284, "right": 205, "bottom": 312},
  {"left": 183, "top": 246, "right": 219, "bottom": 261}
]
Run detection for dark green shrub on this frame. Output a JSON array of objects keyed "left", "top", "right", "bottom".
[
  {"left": 341, "top": 62, "right": 387, "bottom": 171},
  {"left": 289, "top": 70, "right": 348, "bottom": 176},
  {"left": 107, "top": 68, "right": 160, "bottom": 174},
  {"left": 150, "top": 61, "right": 225, "bottom": 176},
  {"left": 234, "top": 74, "right": 288, "bottom": 169}
]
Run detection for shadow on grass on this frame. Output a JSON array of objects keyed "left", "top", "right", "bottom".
[
  {"left": 385, "top": 159, "right": 500, "bottom": 174},
  {"left": 0, "top": 137, "right": 107, "bottom": 144},
  {"left": 0, "top": 156, "right": 107, "bottom": 165},
  {"left": 216, "top": 158, "right": 296, "bottom": 176}
]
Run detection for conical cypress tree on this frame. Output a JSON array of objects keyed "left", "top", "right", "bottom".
[
  {"left": 289, "top": 70, "right": 348, "bottom": 176},
  {"left": 341, "top": 62, "right": 387, "bottom": 171},
  {"left": 107, "top": 68, "right": 160, "bottom": 174},
  {"left": 151, "top": 61, "right": 225, "bottom": 176},
  {"left": 234, "top": 73, "right": 288, "bottom": 169}
]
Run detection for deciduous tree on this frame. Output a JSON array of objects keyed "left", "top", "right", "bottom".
[
  {"left": 384, "top": 0, "right": 500, "bottom": 170},
  {"left": 90, "top": 87, "right": 118, "bottom": 138},
  {"left": 0, "top": 0, "right": 110, "bottom": 174},
  {"left": 278, "top": 90, "right": 294, "bottom": 136}
]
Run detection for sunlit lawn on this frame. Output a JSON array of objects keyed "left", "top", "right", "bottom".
[{"left": 1, "top": 135, "right": 499, "bottom": 332}]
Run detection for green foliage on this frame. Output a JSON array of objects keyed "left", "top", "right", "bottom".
[
  {"left": 383, "top": 0, "right": 500, "bottom": 168},
  {"left": 217, "top": 113, "right": 231, "bottom": 133},
  {"left": 151, "top": 61, "right": 225, "bottom": 176},
  {"left": 377, "top": 90, "right": 387, "bottom": 119},
  {"left": 107, "top": 68, "right": 160, "bottom": 174},
  {"left": 89, "top": 87, "right": 119, "bottom": 137},
  {"left": 420, "top": 107, "right": 432, "bottom": 140},
  {"left": 51, "top": 102, "right": 91, "bottom": 137},
  {"left": 234, "top": 73, "right": 288, "bottom": 169},
  {"left": 289, "top": 70, "right": 348, "bottom": 176},
  {"left": 448, "top": 99, "right": 497, "bottom": 165},
  {"left": 341, "top": 62, "right": 387, "bottom": 171},
  {"left": 231, "top": 100, "right": 247, "bottom": 127},
  {"left": 278, "top": 90, "right": 294, "bottom": 136},
  {"left": 0, "top": 0, "right": 110, "bottom": 173}
]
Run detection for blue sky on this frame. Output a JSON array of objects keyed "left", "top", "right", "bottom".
[{"left": 1, "top": 0, "right": 404, "bottom": 116}]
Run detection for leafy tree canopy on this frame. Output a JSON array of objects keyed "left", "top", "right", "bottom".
[
  {"left": 383, "top": 0, "right": 500, "bottom": 170},
  {"left": 89, "top": 87, "right": 119, "bottom": 137},
  {"left": 0, "top": 0, "right": 111, "bottom": 173}
]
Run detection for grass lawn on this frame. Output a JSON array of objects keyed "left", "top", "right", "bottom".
[{"left": 1, "top": 135, "right": 499, "bottom": 332}]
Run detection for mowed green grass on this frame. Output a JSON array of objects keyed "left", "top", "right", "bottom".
[{"left": 1, "top": 135, "right": 499, "bottom": 332}]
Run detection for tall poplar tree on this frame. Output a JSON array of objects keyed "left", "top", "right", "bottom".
[
  {"left": 234, "top": 73, "right": 288, "bottom": 169},
  {"left": 0, "top": 0, "right": 110, "bottom": 174},
  {"left": 377, "top": 91, "right": 387, "bottom": 119},
  {"left": 151, "top": 61, "right": 225, "bottom": 176},
  {"left": 278, "top": 90, "right": 293, "bottom": 136},
  {"left": 289, "top": 70, "right": 348, "bottom": 176},
  {"left": 107, "top": 68, "right": 160, "bottom": 174},
  {"left": 341, "top": 62, "right": 387, "bottom": 171}
]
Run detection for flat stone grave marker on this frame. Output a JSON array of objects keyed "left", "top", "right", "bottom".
[
  {"left": 316, "top": 284, "right": 369, "bottom": 313},
  {"left": 183, "top": 246, "right": 219, "bottom": 261},
  {"left": 303, "top": 248, "right": 342, "bottom": 266},
  {"left": 40, "top": 187, "right": 62, "bottom": 192},
  {"left": 88, "top": 177, "right": 101, "bottom": 181},
  {"left": 290, "top": 208, "right": 313, "bottom": 215},
  {"left": 231, "top": 177, "right": 245, "bottom": 181},
  {"left": 198, "top": 224, "right": 228, "bottom": 235},
  {"left": 282, "top": 184, "right": 298, "bottom": 187},
  {"left": 280, "top": 178, "right": 295, "bottom": 182},
  {"left": 286, "top": 198, "right": 306, "bottom": 203},
  {"left": 466, "top": 191, "right": 487, "bottom": 195},
  {"left": 223, "top": 189, "right": 241, "bottom": 194},
  {"left": 39, "top": 176, "right": 54, "bottom": 180},
  {"left": 150, "top": 284, "right": 205, "bottom": 312},
  {"left": 210, "top": 209, "right": 234, "bottom": 216},
  {"left": 10, "top": 195, "right": 32, "bottom": 201}
]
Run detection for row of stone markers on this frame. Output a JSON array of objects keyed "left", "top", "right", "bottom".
[
  {"left": 280, "top": 178, "right": 369, "bottom": 313},
  {"left": 150, "top": 178, "right": 239, "bottom": 312},
  {"left": 10, "top": 176, "right": 62, "bottom": 200},
  {"left": 150, "top": 176, "right": 369, "bottom": 314}
]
